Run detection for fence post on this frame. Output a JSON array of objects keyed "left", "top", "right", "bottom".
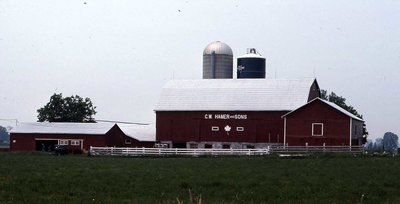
[
  {"left": 323, "top": 143, "right": 325, "bottom": 152},
  {"left": 306, "top": 143, "right": 308, "bottom": 152},
  {"left": 267, "top": 146, "right": 270, "bottom": 155}
]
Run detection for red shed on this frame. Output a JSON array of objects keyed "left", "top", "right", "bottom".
[
  {"left": 282, "top": 98, "right": 364, "bottom": 146},
  {"left": 10, "top": 122, "right": 155, "bottom": 152}
]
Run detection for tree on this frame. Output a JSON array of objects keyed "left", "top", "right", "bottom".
[
  {"left": 382, "top": 132, "right": 398, "bottom": 154},
  {"left": 37, "top": 93, "right": 97, "bottom": 122},
  {"left": 320, "top": 90, "right": 368, "bottom": 142},
  {"left": 0, "top": 126, "right": 9, "bottom": 144}
]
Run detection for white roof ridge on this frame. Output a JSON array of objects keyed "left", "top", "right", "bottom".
[{"left": 282, "top": 98, "right": 364, "bottom": 121}]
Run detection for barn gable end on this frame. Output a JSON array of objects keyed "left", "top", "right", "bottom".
[{"left": 282, "top": 98, "right": 364, "bottom": 146}]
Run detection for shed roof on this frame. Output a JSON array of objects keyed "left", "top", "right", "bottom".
[
  {"left": 282, "top": 98, "right": 364, "bottom": 121},
  {"left": 155, "top": 78, "right": 317, "bottom": 111},
  {"left": 117, "top": 123, "right": 155, "bottom": 142},
  {"left": 10, "top": 122, "right": 157, "bottom": 142},
  {"left": 11, "top": 122, "right": 114, "bottom": 135}
]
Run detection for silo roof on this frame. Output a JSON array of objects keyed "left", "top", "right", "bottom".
[
  {"left": 238, "top": 53, "right": 265, "bottom": 59},
  {"left": 203, "top": 41, "right": 233, "bottom": 55},
  {"left": 155, "top": 78, "right": 318, "bottom": 111}
]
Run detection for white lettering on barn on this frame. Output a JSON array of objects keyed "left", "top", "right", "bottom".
[{"left": 204, "top": 114, "right": 247, "bottom": 120}]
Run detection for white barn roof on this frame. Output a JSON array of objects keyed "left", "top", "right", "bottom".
[
  {"left": 155, "top": 78, "right": 317, "bottom": 111},
  {"left": 11, "top": 122, "right": 114, "bottom": 135},
  {"left": 117, "top": 123, "right": 155, "bottom": 142},
  {"left": 10, "top": 122, "right": 157, "bottom": 141}
]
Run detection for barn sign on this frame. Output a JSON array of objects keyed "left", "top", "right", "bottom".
[{"left": 204, "top": 114, "right": 247, "bottom": 120}]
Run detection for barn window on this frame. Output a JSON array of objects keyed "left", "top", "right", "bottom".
[
  {"left": 59, "top": 140, "right": 68, "bottom": 145},
  {"left": 211, "top": 126, "right": 219, "bottom": 131},
  {"left": 222, "top": 144, "right": 230, "bottom": 149},
  {"left": 236, "top": 127, "right": 244, "bottom": 132},
  {"left": 125, "top": 139, "right": 132, "bottom": 144},
  {"left": 70, "top": 140, "right": 80, "bottom": 146},
  {"left": 312, "top": 123, "right": 324, "bottom": 136}
]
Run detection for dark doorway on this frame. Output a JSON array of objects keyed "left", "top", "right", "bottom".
[
  {"left": 172, "top": 142, "right": 186, "bottom": 148},
  {"left": 246, "top": 145, "right": 255, "bottom": 149},
  {"left": 204, "top": 144, "right": 212, "bottom": 149},
  {"left": 35, "top": 140, "right": 58, "bottom": 152}
]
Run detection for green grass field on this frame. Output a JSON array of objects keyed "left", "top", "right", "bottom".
[{"left": 0, "top": 153, "right": 399, "bottom": 204}]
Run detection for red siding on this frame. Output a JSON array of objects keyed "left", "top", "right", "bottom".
[
  {"left": 105, "top": 125, "right": 155, "bottom": 147},
  {"left": 10, "top": 133, "right": 106, "bottom": 151},
  {"left": 285, "top": 99, "right": 363, "bottom": 146},
  {"left": 10, "top": 124, "right": 155, "bottom": 152},
  {"left": 156, "top": 111, "right": 288, "bottom": 144}
]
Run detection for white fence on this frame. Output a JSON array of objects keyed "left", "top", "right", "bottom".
[{"left": 89, "top": 146, "right": 364, "bottom": 157}]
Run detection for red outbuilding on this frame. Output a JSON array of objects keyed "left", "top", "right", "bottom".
[
  {"left": 10, "top": 122, "right": 155, "bottom": 152},
  {"left": 282, "top": 98, "right": 364, "bottom": 146}
]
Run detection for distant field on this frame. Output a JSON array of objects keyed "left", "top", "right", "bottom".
[{"left": 0, "top": 153, "right": 399, "bottom": 204}]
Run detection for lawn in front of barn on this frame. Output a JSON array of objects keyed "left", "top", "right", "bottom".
[{"left": 0, "top": 153, "right": 399, "bottom": 203}]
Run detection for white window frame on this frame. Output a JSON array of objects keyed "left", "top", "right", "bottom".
[
  {"left": 211, "top": 126, "right": 219, "bottom": 131},
  {"left": 312, "top": 123, "right": 324, "bottom": 136},
  {"left": 125, "top": 139, "right": 132, "bottom": 144},
  {"left": 59, "top": 140, "right": 69, "bottom": 145},
  {"left": 70, "top": 140, "right": 80, "bottom": 146},
  {"left": 236, "top": 127, "right": 244, "bottom": 132}
]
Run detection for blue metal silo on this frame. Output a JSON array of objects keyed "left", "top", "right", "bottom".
[{"left": 237, "top": 48, "right": 266, "bottom": 79}]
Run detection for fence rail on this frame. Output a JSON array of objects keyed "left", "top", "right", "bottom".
[{"left": 89, "top": 146, "right": 364, "bottom": 157}]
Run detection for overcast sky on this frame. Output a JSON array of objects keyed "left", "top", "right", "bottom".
[{"left": 0, "top": 0, "right": 399, "bottom": 139}]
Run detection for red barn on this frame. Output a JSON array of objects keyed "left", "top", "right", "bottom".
[
  {"left": 155, "top": 78, "right": 321, "bottom": 148},
  {"left": 282, "top": 98, "right": 364, "bottom": 146},
  {"left": 10, "top": 122, "right": 155, "bottom": 152}
]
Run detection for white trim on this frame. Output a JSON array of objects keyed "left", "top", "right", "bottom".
[
  {"left": 70, "top": 140, "right": 80, "bottom": 146},
  {"left": 125, "top": 138, "right": 132, "bottom": 144},
  {"left": 59, "top": 140, "right": 69, "bottom": 145},
  {"left": 211, "top": 126, "right": 219, "bottom": 131},
  {"left": 283, "top": 117, "right": 287, "bottom": 147},
  {"left": 34, "top": 138, "right": 60, "bottom": 141},
  {"left": 312, "top": 123, "right": 324, "bottom": 136},
  {"left": 236, "top": 127, "right": 244, "bottom": 132},
  {"left": 349, "top": 118, "right": 352, "bottom": 146}
]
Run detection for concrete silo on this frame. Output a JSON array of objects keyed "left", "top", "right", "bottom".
[{"left": 203, "top": 41, "right": 233, "bottom": 79}]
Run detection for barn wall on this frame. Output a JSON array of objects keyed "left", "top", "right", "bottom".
[
  {"left": 285, "top": 99, "right": 352, "bottom": 146},
  {"left": 10, "top": 133, "right": 106, "bottom": 151},
  {"left": 105, "top": 125, "right": 155, "bottom": 147},
  {"left": 105, "top": 125, "right": 125, "bottom": 147},
  {"left": 351, "top": 119, "right": 364, "bottom": 145},
  {"left": 156, "top": 111, "right": 288, "bottom": 146}
]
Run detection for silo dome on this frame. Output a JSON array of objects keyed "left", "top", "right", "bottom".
[
  {"left": 203, "top": 41, "right": 233, "bottom": 56},
  {"left": 203, "top": 41, "right": 233, "bottom": 79}
]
